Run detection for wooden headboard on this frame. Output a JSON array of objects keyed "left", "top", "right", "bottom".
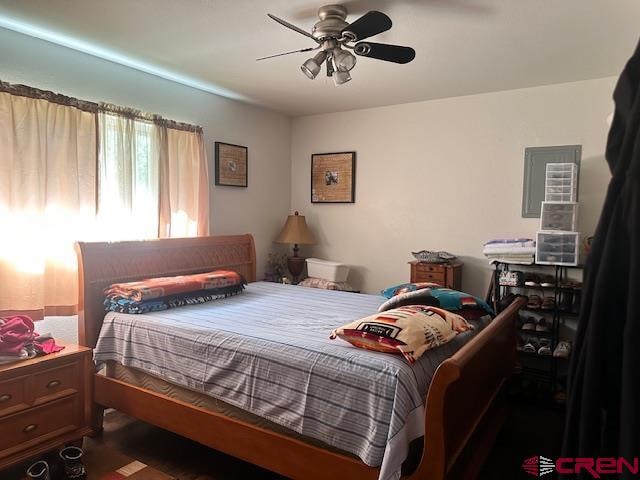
[{"left": 75, "top": 234, "right": 256, "bottom": 348}]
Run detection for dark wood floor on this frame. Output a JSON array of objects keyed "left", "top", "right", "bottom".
[{"left": 5, "top": 400, "right": 564, "bottom": 480}]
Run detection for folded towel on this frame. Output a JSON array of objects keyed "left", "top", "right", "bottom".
[
  {"left": 484, "top": 253, "right": 534, "bottom": 258},
  {"left": 485, "top": 238, "right": 534, "bottom": 246},
  {"left": 483, "top": 246, "right": 537, "bottom": 255},
  {"left": 486, "top": 255, "right": 535, "bottom": 265}
]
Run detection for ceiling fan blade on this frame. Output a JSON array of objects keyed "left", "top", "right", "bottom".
[
  {"left": 354, "top": 42, "right": 416, "bottom": 64},
  {"left": 267, "top": 14, "right": 318, "bottom": 42},
  {"left": 341, "top": 11, "right": 392, "bottom": 42},
  {"left": 256, "top": 47, "right": 317, "bottom": 61}
]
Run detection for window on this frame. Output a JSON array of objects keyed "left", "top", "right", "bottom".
[{"left": 97, "top": 112, "right": 159, "bottom": 240}]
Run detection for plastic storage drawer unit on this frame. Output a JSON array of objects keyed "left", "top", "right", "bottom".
[
  {"left": 535, "top": 232, "right": 580, "bottom": 266},
  {"left": 540, "top": 202, "right": 578, "bottom": 231},
  {"left": 545, "top": 163, "right": 578, "bottom": 202}
]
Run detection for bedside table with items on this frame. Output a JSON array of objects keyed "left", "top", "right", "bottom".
[
  {"left": 0, "top": 344, "right": 93, "bottom": 471},
  {"left": 409, "top": 260, "right": 463, "bottom": 290}
]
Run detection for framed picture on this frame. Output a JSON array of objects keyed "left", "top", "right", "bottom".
[
  {"left": 311, "top": 151, "right": 356, "bottom": 203},
  {"left": 215, "top": 142, "right": 248, "bottom": 187}
]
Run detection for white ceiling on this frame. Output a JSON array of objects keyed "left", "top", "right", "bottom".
[{"left": 0, "top": 0, "right": 638, "bottom": 116}]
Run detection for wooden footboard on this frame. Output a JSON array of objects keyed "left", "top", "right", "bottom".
[
  {"left": 76, "top": 235, "right": 525, "bottom": 480},
  {"left": 413, "top": 296, "right": 526, "bottom": 479}
]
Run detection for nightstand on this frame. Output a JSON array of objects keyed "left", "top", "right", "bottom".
[
  {"left": 409, "top": 261, "right": 463, "bottom": 290},
  {"left": 0, "top": 344, "right": 93, "bottom": 471}
]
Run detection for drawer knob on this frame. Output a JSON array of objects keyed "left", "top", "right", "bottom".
[
  {"left": 46, "top": 379, "right": 61, "bottom": 389},
  {"left": 0, "top": 393, "right": 11, "bottom": 403},
  {"left": 23, "top": 423, "right": 38, "bottom": 434}
]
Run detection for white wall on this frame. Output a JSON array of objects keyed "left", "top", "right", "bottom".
[
  {"left": 291, "top": 77, "right": 616, "bottom": 296},
  {"left": 0, "top": 27, "right": 292, "bottom": 283}
]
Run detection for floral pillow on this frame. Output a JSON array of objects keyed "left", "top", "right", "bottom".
[
  {"left": 329, "top": 305, "right": 472, "bottom": 364},
  {"left": 380, "top": 282, "right": 494, "bottom": 316}
]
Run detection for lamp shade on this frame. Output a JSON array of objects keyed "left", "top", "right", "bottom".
[{"left": 275, "top": 211, "right": 315, "bottom": 245}]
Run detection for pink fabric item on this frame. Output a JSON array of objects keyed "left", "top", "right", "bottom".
[
  {"left": 0, "top": 315, "right": 36, "bottom": 354},
  {"left": 34, "top": 338, "right": 65, "bottom": 354}
]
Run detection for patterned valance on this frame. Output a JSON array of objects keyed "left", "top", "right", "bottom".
[
  {"left": 0, "top": 79, "right": 203, "bottom": 132},
  {"left": 0, "top": 80, "right": 98, "bottom": 113}
]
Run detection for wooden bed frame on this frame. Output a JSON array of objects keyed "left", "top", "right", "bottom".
[{"left": 76, "top": 234, "right": 525, "bottom": 480}]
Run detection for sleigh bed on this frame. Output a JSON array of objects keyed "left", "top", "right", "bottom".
[{"left": 76, "top": 234, "right": 525, "bottom": 480}]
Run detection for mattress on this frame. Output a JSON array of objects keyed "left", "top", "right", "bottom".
[{"left": 94, "top": 281, "right": 489, "bottom": 480}]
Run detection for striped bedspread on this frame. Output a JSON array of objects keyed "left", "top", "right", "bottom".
[{"left": 94, "top": 281, "right": 488, "bottom": 480}]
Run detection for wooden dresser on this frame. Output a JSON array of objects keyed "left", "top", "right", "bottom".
[
  {"left": 409, "top": 261, "right": 463, "bottom": 290},
  {"left": 0, "top": 344, "right": 93, "bottom": 471}
]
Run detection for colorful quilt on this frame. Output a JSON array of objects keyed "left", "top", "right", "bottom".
[
  {"left": 104, "top": 287, "right": 245, "bottom": 314},
  {"left": 103, "top": 270, "right": 246, "bottom": 314},
  {"left": 104, "top": 270, "right": 245, "bottom": 302}
]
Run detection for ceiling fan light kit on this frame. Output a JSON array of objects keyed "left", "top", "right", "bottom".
[
  {"left": 301, "top": 50, "right": 328, "bottom": 79},
  {"left": 260, "top": 4, "right": 415, "bottom": 86}
]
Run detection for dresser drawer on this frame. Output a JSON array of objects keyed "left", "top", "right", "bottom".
[
  {"left": 32, "top": 361, "right": 81, "bottom": 404},
  {"left": 415, "top": 264, "right": 445, "bottom": 273},
  {"left": 0, "top": 396, "right": 79, "bottom": 453},
  {"left": 413, "top": 271, "right": 446, "bottom": 284},
  {"left": 0, "top": 375, "right": 29, "bottom": 417}
]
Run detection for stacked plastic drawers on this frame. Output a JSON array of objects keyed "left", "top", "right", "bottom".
[{"left": 536, "top": 163, "right": 580, "bottom": 266}]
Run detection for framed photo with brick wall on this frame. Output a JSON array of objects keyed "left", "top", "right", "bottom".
[
  {"left": 215, "top": 141, "right": 248, "bottom": 187},
  {"left": 311, "top": 151, "right": 356, "bottom": 203}
]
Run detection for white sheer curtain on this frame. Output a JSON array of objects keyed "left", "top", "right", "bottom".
[
  {"left": 97, "top": 108, "right": 159, "bottom": 240},
  {"left": 159, "top": 127, "right": 210, "bottom": 237},
  {"left": 0, "top": 91, "right": 96, "bottom": 318}
]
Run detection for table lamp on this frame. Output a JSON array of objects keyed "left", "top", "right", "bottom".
[{"left": 274, "top": 211, "right": 316, "bottom": 283}]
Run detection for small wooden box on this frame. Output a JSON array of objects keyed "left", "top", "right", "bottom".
[{"left": 409, "top": 261, "right": 462, "bottom": 290}]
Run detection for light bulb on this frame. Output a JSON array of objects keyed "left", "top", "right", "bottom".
[
  {"left": 333, "top": 48, "right": 356, "bottom": 72},
  {"left": 333, "top": 69, "right": 351, "bottom": 85},
  {"left": 301, "top": 50, "right": 328, "bottom": 79}
]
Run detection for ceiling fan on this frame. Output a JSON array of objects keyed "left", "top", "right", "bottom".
[{"left": 258, "top": 4, "right": 416, "bottom": 86}]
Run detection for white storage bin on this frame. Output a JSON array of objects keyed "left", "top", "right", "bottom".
[
  {"left": 536, "top": 231, "right": 580, "bottom": 266},
  {"left": 540, "top": 202, "right": 578, "bottom": 231},
  {"left": 545, "top": 163, "right": 578, "bottom": 202},
  {"left": 306, "top": 258, "right": 350, "bottom": 283}
]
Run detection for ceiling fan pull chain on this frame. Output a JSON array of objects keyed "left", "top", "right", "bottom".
[{"left": 326, "top": 57, "right": 334, "bottom": 77}]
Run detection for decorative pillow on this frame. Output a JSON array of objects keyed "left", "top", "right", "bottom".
[
  {"left": 381, "top": 282, "right": 441, "bottom": 299},
  {"left": 329, "top": 305, "right": 472, "bottom": 364},
  {"left": 377, "top": 289, "right": 440, "bottom": 312},
  {"left": 298, "top": 277, "right": 354, "bottom": 291},
  {"left": 379, "top": 283, "right": 493, "bottom": 315}
]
